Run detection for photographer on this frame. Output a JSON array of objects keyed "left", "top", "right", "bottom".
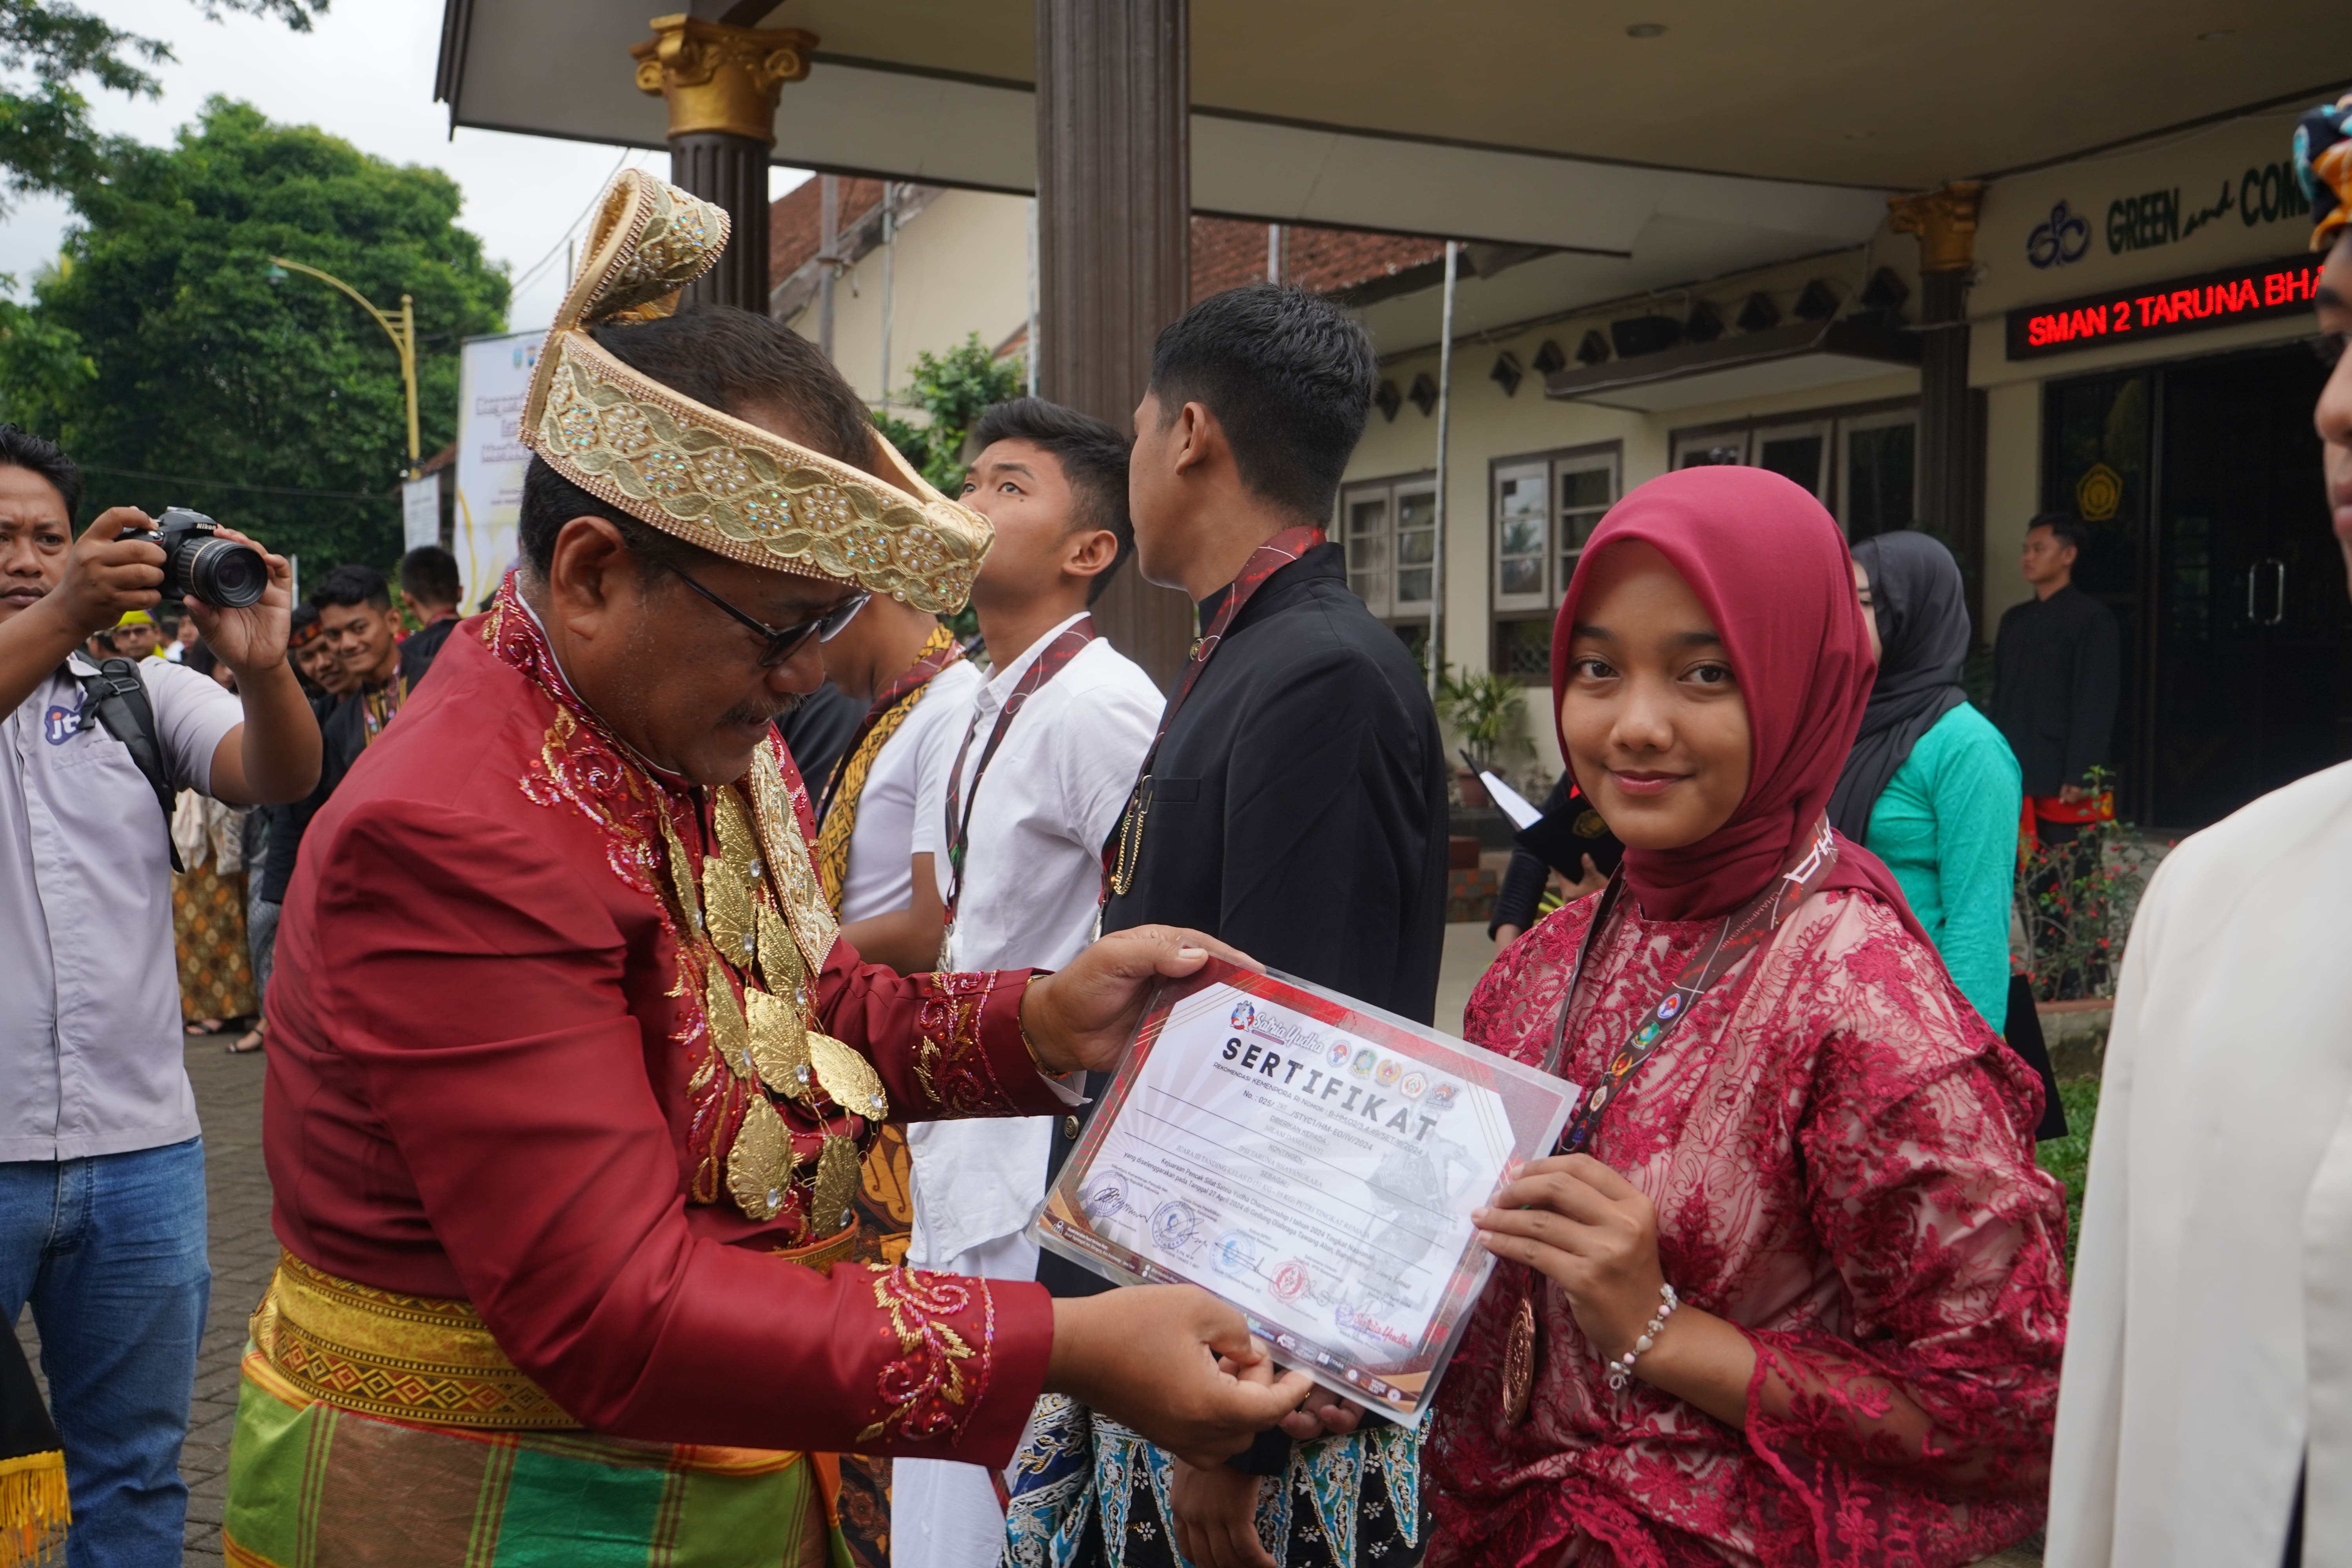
[{"left": 0, "top": 425, "right": 318, "bottom": 1565}]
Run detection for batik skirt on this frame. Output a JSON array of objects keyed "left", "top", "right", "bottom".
[
  {"left": 1002, "top": 1398, "right": 1422, "bottom": 1568},
  {"left": 174, "top": 863, "right": 256, "bottom": 1024}
]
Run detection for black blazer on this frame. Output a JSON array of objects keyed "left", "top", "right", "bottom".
[{"left": 1990, "top": 583, "right": 2121, "bottom": 797}]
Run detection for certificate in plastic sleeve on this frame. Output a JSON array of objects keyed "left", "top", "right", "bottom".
[{"left": 1029, "top": 958, "right": 1577, "bottom": 1422}]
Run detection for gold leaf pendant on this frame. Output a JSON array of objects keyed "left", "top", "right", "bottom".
[
  {"left": 807, "top": 1031, "right": 888, "bottom": 1122},
  {"left": 759, "top": 902, "right": 804, "bottom": 1000},
  {"left": 808, "top": 1134, "right": 862, "bottom": 1237},
  {"left": 746, "top": 984, "right": 814, "bottom": 1101},
  {"left": 726, "top": 1094, "right": 795, "bottom": 1222},
  {"left": 704, "top": 961, "right": 755, "bottom": 1081}
]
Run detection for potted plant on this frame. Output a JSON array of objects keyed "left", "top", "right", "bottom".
[{"left": 1436, "top": 664, "right": 1530, "bottom": 807}]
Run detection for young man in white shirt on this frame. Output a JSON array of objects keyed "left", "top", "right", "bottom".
[{"left": 894, "top": 399, "right": 1163, "bottom": 1568}]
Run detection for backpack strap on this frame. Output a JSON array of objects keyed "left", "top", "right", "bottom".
[{"left": 74, "top": 657, "right": 184, "bottom": 873}]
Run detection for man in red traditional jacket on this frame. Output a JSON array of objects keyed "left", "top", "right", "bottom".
[{"left": 221, "top": 174, "right": 1320, "bottom": 1567}]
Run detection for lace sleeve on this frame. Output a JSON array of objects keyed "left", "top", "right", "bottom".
[{"left": 1741, "top": 916, "right": 2069, "bottom": 1535}]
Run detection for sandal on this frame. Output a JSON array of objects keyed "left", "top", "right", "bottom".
[
  {"left": 186, "top": 1018, "right": 223, "bottom": 1036},
  {"left": 226, "top": 1024, "right": 266, "bottom": 1056}
]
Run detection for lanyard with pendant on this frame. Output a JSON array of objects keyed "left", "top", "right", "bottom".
[
  {"left": 1499, "top": 818, "right": 1839, "bottom": 1426},
  {"left": 935, "top": 615, "right": 1095, "bottom": 962},
  {"left": 1100, "top": 525, "right": 1324, "bottom": 902}
]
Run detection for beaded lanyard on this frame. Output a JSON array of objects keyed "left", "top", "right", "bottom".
[{"left": 1499, "top": 818, "right": 1838, "bottom": 1425}]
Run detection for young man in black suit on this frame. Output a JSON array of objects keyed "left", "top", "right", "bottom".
[{"left": 1023, "top": 285, "right": 1446, "bottom": 1568}]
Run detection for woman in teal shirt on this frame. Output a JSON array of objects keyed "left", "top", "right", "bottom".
[{"left": 1831, "top": 532, "right": 2020, "bottom": 1031}]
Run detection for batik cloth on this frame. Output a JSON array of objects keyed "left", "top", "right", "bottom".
[
  {"left": 222, "top": 1348, "right": 844, "bottom": 1568},
  {"left": 1002, "top": 1399, "right": 1421, "bottom": 1568},
  {"left": 173, "top": 863, "right": 255, "bottom": 1025},
  {"left": 2292, "top": 92, "right": 2352, "bottom": 250}
]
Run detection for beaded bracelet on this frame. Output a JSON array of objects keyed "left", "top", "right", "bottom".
[{"left": 1604, "top": 1283, "right": 1680, "bottom": 1392}]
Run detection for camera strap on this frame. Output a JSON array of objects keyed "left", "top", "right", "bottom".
[{"left": 74, "top": 657, "right": 184, "bottom": 872}]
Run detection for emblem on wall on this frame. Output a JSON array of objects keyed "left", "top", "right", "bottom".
[{"left": 2027, "top": 201, "right": 2091, "bottom": 269}]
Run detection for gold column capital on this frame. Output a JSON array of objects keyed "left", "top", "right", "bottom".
[
  {"left": 1887, "top": 181, "right": 1986, "bottom": 273},
  {"left": 632, "top": 13, "right": 817, "bottom": 143}
]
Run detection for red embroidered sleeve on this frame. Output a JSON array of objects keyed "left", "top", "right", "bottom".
[{"left": 813, "top": 946, "right": 1068, "bottom": 1121}]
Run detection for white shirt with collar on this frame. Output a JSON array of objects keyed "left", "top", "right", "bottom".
[
  {"left": 835, "top": 656, "right": 982, "bottom": 925},
  {"left": 905, "top": 610, "right": 1161, "bottom": 1268},
  {"left": 896, "top": 612, "right": 1160, "bottom": 1568},
  {"left": 1, "top": 654, "right": 243, "bottom": 1162}
]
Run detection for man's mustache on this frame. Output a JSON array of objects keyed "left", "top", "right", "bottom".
[{"left": 720, "top": 690, "right": 803, "bottom": 728}]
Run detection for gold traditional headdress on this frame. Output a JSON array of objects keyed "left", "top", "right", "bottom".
[{"left": 521, "top": 170, "right": 990, "bottom": 612}]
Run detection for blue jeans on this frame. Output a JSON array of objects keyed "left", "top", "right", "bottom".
[{"left": 0, "top": 1138, "right": 210, "bottom": 1568}]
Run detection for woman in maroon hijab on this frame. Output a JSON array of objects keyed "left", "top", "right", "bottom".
[{"left": 1427, "top": 468, "right": 2067, "bottom": 1568}]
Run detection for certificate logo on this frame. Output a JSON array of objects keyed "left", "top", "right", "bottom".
[
  {"left": 1426, "top": 1082, "right": 1457, "bottom": 1111},
  {"left": 1374, "top": 1058, "right": 1401, "bottom": 1087},
  {"left": 1082, "top": 1172, "right": 1129, "bottom": 1220},
  {"left": 1327, "top": 1040, "right": 1351, "bottom": 1067},
  {"left": 1229, "top": 1000, "right": 1256, "bottom": 1032},
  {"left": 1213, "top": 1230, "right": 1259, "bottom": 1279},
  {"left": 1151, "top": 1200, "right": 1203, "bottom": 1255},
  {"left": 1398, "top": 1073, "right": 1427, "bottom": 1100},
  {"left": 1271, "top": 1261, "right": 1312, "bottom": 1303},
  {"left": 1350, "top": 1048, "right": 1377, "bottom": 1078}
]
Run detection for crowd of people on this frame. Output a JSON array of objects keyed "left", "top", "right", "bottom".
[{"left": 0, "top": 98, "right": 2347, "bottom": 1568}]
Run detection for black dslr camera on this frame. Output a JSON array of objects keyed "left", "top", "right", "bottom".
[{"left": 125, "top": 507, "right": 269, "bottom": 609}]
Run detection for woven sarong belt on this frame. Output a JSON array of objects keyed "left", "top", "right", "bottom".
[{"left": 249, "top": 1249, "right": 580, "bottom": 1430}]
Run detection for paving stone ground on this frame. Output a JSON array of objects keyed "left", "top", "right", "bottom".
[{"left": 15, "top": 1029, "right": 270, "bottom": 1565}]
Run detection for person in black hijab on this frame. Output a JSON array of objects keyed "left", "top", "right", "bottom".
[{"left": 1837, "top": 530, "right": 2064, "bottom": 1138}]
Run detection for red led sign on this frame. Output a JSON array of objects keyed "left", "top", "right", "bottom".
[{"left": 2006, "top": 252, "right": 2324, "bottom": 361}]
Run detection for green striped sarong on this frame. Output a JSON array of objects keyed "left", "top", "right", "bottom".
[{"left": 223, "top": 1348, "right": 847, "bottom": 1568}]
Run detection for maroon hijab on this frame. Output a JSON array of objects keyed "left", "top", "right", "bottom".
[{"left": 1550, "top": 465, "right": 1923, "bottom": 936}]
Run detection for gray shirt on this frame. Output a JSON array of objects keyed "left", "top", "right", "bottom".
[{"left": 2, "top": 655, "right": 242, "bottom": 1162}]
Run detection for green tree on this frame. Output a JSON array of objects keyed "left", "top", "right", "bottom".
[
  {"left": 0, "top": 0, "right": 322, "bottom": 200},
  {"left": 873, "top": 333, "right": 1023, "bottom": 494},
  {"left": 15, "top": 97, "right": 507, "bottom": 568}
]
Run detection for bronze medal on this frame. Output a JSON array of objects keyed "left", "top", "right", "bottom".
[
  {"left": 725, "top": 1093, "right": 794, "bottom": 1222},
  {"left": 807, "top": 1031, "right": 889, "bottom": 1122},
  {"left": 1501, "top": 1289, "right": 1539, "bottom": 1426},
  {"left": 808, "top": 1133, "right": 862, "bottom": 1236},
  {"left": 746, "top": 984, "right": 814, "bottom": 1102}
]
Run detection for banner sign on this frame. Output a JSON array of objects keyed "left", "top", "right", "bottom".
[
  {"left": 452, "top": 331, "right": 542, "bottom": 610},
  {"left": 402, "top": 472, "right": 442, "bottom": 551},
  {"left": 2006, "top": 252, "right": 2324, "bottom": 361}
]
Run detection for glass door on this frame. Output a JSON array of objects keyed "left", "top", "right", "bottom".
[{"left": 2147, "top": 346, "right": 2347, "bottom": 827}]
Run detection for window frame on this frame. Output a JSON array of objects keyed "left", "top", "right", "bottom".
[
  {"left": 1485, "top": 440, "right": 1623, "bottom": 685},
  {"left": 1667, "top": 395, "right": 1920, "bottom": 534},
  {"left": 1338, "top": 469, "right": 1437, "bottom": 624},
  {"left": 1835, "top": 406, "right": 1922, "bottom": 537}
]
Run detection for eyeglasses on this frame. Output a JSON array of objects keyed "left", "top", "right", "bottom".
[{"left": 666, "top": 563, "right": 869, "bottom": 668}]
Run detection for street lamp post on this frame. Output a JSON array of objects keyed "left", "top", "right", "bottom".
[{"left": 266, "top": 258, "right": 421, "bottom": 478}]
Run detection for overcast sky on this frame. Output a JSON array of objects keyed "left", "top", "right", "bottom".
[{"left": 0, "top": 0, "right": 808, "bottom": 331}]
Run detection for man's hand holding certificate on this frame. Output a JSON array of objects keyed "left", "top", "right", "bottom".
[{"left": 1032, "top": 957, "right": 1577, "bottom": 1420}]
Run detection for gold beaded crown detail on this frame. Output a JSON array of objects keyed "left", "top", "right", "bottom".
[{"left": 521, "top": 170, "right": 990, "bottom": 613}]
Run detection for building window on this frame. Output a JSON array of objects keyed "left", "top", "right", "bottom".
[
  {"left": 1340, "top": 473, "right": 1437, "bottom": 620},
  {"left": 1488, "top": 443, "right": 1621, "bottom": 681},
  {"left": 1671, "top": 401, "right": 1916, "bottom": 538}
]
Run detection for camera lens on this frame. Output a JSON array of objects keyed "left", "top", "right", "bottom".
[{"left": 183, "top": 537, "right": 269, "bottom": 608}]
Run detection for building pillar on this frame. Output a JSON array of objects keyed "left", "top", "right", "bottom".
[
  {"left": 1035, "top": 0, "right": 1193, "bottom": 689},
  {"left": 1889, "top": 180, "right": 1988, "bottom": 637},
  {"left": 632, "top": 13, "right": 816, "bottom": 313}
]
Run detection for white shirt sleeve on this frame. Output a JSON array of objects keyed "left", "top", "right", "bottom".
[
  {"left": 1058, "top": 658, "right": 1164, "bottom": 854},
  {"left": 138, "top": 658, "right": 245, "bottom": 797}
]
